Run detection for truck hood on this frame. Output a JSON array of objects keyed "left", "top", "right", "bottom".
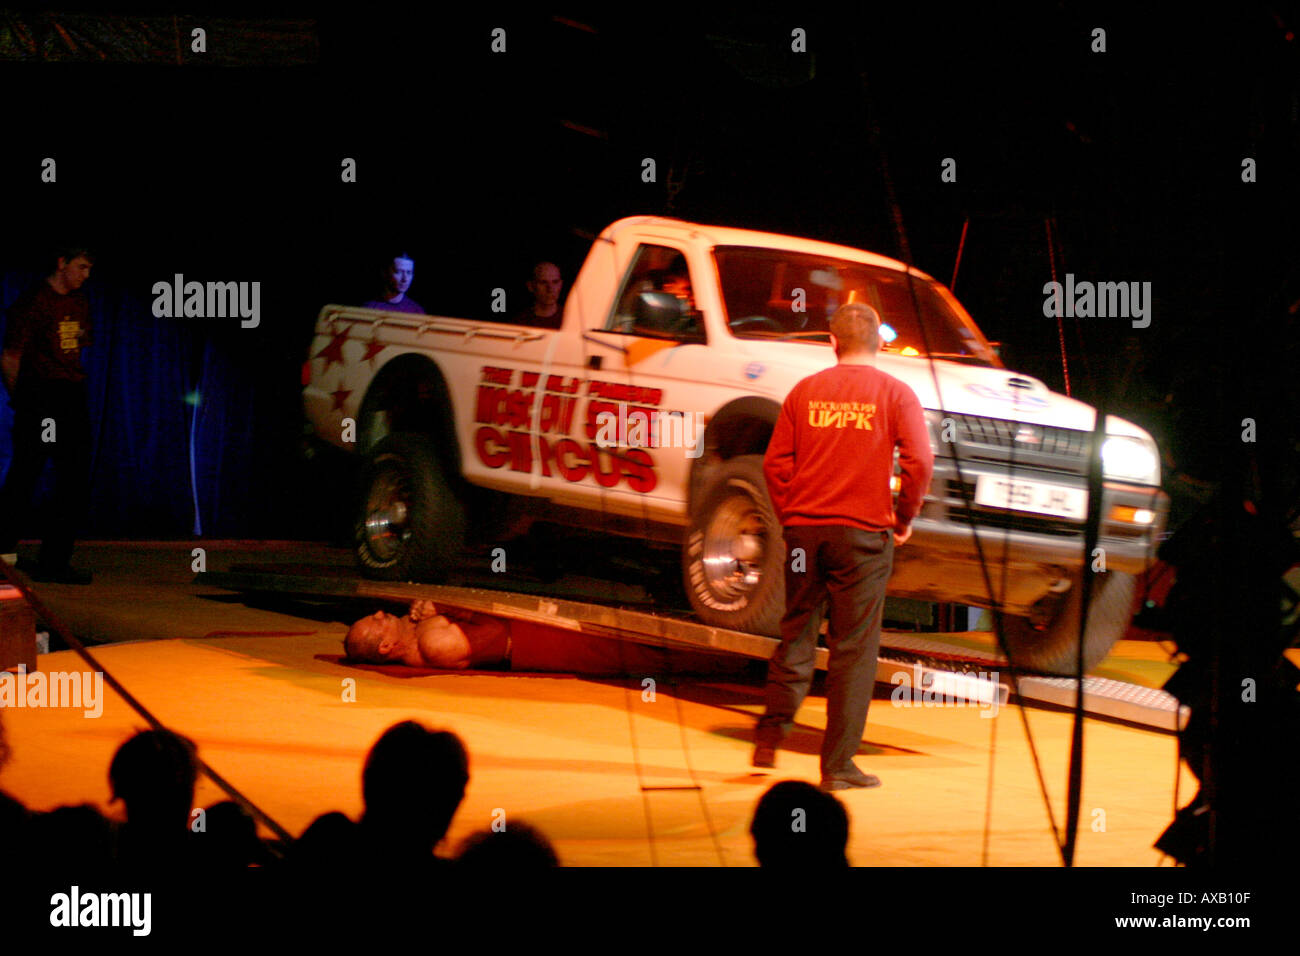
[{"left": 733, "top": 340, "right": 1155, "bottom": 442}]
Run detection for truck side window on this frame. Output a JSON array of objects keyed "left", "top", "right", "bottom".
[{"left": 608, "top": 245, "right": 700, "bottom": 338}]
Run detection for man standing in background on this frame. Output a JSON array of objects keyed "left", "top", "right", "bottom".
[
  {"left": 362, "top": 251, "right": 424, "bottom": 314},
  {"left": 514, "top": 261, "right": 564, "bottom": 328},
  {"left": 0, "top": 246, "right": 96, "bottom": 584}
]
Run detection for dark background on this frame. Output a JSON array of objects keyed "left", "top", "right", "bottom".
[{"left": 0, "top": 4, "right": 1296, "bottom": 539}]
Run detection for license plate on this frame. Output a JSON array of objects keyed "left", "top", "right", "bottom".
[{"left": 973, "top": 476, "right": 1087, "bottom": 519}]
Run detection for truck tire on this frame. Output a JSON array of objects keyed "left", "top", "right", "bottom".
[
  {"left": 683, "top": 455, "right": 785, "bottom": 636},
  {"left": 999, "top": 570, "right": 1137, "bottom": 676},
  {"left": 354, "top": 433, "right": 466, "bottom": 582}
]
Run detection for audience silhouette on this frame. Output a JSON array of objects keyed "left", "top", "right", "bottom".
[
  {"left": 750, "top": 780, "right": 850, "bottom": 867},
  {"left": 295, "top": 720, "right": 469, "bottom": 873},
  {"left": 456, "top": 820, "right": 560, "bottom": 868},
  {"left": 5, "top": 712, "right": 861, "bottom": 878},
  {"left": 108, "top": 728, "right": 199, "bottom": 872}
]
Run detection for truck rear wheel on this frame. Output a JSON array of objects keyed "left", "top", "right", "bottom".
[
  {"left": 683, "top": 455, "right": 785, "bottom": 636},
  {"left": 999, "top": 570, "right": 1137, "bottom": 676},
  {"left": 355, "top": 433, "right": 466, "bottom": 581}
]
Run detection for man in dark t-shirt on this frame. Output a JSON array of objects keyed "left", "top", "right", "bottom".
[
  {"left": 0, "top": 247, "right": 96, "bottom": 583},
  {"left": 512, "top": 261, "right": 564, "bottom": 328}
]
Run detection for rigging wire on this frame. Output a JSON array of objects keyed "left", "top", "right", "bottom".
[
  {"left": 857, "top": 61, "right": 1072, "bottom": 863},
  {"left": 614, "top": 604, "right": 727, "bottom": 865},
  {"left": 950, "top": 216, "right": 970, "bottom": 293},
  {"left": 980, "top": 688, "right": 998, "bottom": 866},
  {"left": 1046, "top": 217, "right": 1071, "bottom": 397},
  {"left": 616, "top": 239, "right": 728, "bottom": 866},
  {"left": 900, "top": 246, "right": 1069, "bottom": 863},
  {"left": 579, "top": 231, "right": 726, "bottom": 863},
  {"left": 619, "top": 661, "right": 662, "bottom": 868},
  {"left": 0, "top": 559, "right": 294, "bottom": 850},
  {"left": 1063, "top": 401, "right": 1109, "bottom": 866}
]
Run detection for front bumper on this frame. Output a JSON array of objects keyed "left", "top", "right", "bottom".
[{"left": 886, "top": 457, "right": 1168, "bottom": 614}]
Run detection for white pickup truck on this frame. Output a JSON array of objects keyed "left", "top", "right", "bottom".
[{"left": 303, "top": 216, "right": 1168, "bottom": 674}]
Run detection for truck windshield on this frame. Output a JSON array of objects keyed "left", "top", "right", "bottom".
[{"left": 714, "top": 246, "right": 998, "bottom": 366}]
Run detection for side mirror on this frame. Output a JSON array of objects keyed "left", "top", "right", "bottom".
[{"left": 634, "top": 291, "right": 685, "bottom": 332}]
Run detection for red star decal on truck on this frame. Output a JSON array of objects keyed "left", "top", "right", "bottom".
[
  {"left": 330, "top": 386, "right": 352, "bottom": 411},
  {"left": 315, "top": 329, "right": 350, "bottom": 371}
]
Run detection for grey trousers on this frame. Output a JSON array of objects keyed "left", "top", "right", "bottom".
[{"left": 757, "top": 524, "right": 894, "bottom": 776}]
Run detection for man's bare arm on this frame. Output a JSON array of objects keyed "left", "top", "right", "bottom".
[
  {"left": 1, "top": 349, "right": 19, "bottom": 396},
  {"left": 414, "top": 618, "right": 474, "bottom": 669}
]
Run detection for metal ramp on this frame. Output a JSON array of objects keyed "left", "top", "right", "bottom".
[{"left": 195, "top": 568, "right": 1188, "bottom": 732}]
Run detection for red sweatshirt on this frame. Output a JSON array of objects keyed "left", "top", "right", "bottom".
[{"left": 764, "top": 363, "right": 934, "bottom": 532}]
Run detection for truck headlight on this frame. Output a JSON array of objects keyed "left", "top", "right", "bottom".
[{"left": 1101, "top": 435, "right": 1160, "bottom": 485}]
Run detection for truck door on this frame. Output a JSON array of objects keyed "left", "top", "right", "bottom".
[{"left": 579, "top": 241, "right": 727, "bottom": 525}]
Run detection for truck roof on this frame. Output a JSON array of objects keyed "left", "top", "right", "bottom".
[{"left": 602, "top": 216, "right": 936, "bottom": 282}]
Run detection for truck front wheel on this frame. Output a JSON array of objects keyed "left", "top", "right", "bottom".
[
  {"left": 355, "top": 433, "right": 466, "bottom": 582},
  {"left": 999, "top": 569, "right": 1137, "bottom": 676},
  {"left": 683, "top": 455, "right": 785, "bottom": 636}
]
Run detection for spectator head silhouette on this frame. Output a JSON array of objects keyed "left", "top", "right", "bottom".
[
  {"left": 361, "top": 720, "right": 468, "bottom": 856},
  {"left": 456, "top": 820, "right": 559, "bottom": 868},
  {"left": 750, "top": 780, "right": 850, "bottom": 867},
  {"left": 192, "top": 800, "right": 270, "bottom": 870},
  {"left": 108, "top": 728, "right": 199, "bottom": 833}
]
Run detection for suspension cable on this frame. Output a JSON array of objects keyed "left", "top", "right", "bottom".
[
  {"left": 0, "top": 560, "right": 294, "bottom": 849},
  {"left": 1046, "top": 217, "right": 1072, "bottom": 397},
  {"left": 858, "top": 63, "right": 1072, "bottom": 863}
]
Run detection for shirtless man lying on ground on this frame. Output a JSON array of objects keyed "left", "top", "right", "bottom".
[
  {"left": 342, "top": 600, "right": 750, "bottom": 677},
  {"left": 344, "top": 600, "right": 511, "bottom": 670}
]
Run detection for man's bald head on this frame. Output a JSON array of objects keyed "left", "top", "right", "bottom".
[
  {"left": 344, "top": 610, "right": 408, "bottom": 662},
  {"left": 344, "top": 620, "right": 381, "bottom": 661},
  {"left": 828, "top": 302, "right": 881, "bottom": 359}
]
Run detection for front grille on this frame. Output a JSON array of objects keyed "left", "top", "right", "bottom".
[
  {"left": 941, "top": 414, "right": 1093, "bottom": 477},
  {"left": 950, "top": 414, "right": 1091, "bottom": 458},
  {"left": 947, "top": 478, "right": 976, "bottom": 499}
]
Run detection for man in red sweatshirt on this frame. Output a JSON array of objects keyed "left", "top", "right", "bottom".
[{"left": 756, "top": 301, "right": 934, "bottom": 791}]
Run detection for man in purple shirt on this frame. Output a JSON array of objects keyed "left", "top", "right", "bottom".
[{"left": 361, "top": 251, "right": 424, "bottom": 314}]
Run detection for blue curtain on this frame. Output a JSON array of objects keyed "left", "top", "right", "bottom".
[{"left": 0, "top": 269, "right": 292, "bottom": 540}]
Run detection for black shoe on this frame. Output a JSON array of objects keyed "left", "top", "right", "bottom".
[
  {"left": 820, "top": 765, "right": 881, "bottom": 791},
  {"left": 54, "top": 566, "right": 94, "bottom": 585},
  {"left": 14, "top": 557, "right": 41, "bottom": 577},
  {"left": 752, "top": 744, "right": 777, "bottom": 769},
  {"left": 25, "top": 562, "right": 93, "bottom": 585}
]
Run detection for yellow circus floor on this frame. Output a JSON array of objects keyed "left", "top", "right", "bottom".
[{"left": 1, "top": 631, "right": 1196, "bottom": 867}]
